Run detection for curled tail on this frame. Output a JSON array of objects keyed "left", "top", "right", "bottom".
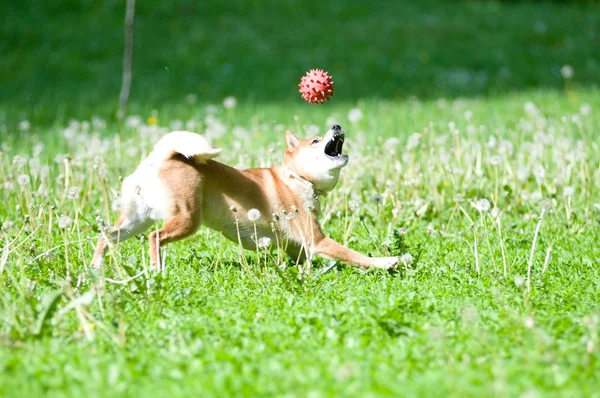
[{"left": 152, "top": 131, "right": 221, "bottom": 163}]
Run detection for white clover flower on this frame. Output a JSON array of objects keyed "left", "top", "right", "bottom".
[
  {"left": 400, "top": 253, "right": 413, "bottom": 266},
  {"left": 58, "top": 215, "right": 73, "bottom": 229},
  {"left": 223, "top": 96, "right": 237, "bottom": 109},
  {"left": 475, "top": 198, "right": 491, "bottom": 212},
  {"left": 580, "top": 103, "right": 592, "bottom": 116},
  {"left": 17, "top": 174, "right": 30, "bottom": 186},
  {"left": 18, "top": 120, "right": 31, "bottom": 131},
  {"left": 257, "top": 237, "right": 272, "bottom": 249},
  {"left": 347, "top": 108, "right": 363, "bottom": 124},
  {"left": 247, "top": 208, "right": 261, "bottom": 222},
  {"left": 563, "top": 186, "right": 575, "bottom": 197},
  {"left": 560, "top": 65, "right": 574, "bottom": 79}
]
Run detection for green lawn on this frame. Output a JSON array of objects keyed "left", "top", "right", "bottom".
[{"left": 1, "top": 0, "right": 600, "bottom": 397}]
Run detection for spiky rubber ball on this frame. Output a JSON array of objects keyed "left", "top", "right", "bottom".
[{"left": 299, "top": 69, "right": 334, "bottom": 104}]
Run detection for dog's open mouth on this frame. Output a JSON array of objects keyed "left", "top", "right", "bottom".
[{"left": 324, "top": 134, "right": 344, "bottom": 157}]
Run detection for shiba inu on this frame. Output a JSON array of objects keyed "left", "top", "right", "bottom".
[{"left": 92, "top": 125, "right": 399, "bottom": 270}]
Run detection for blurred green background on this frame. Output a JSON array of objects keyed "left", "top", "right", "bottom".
[{"left": 1, "top": 0, "right": 598, "bottom": 125}]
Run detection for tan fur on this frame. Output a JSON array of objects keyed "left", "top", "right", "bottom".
[{"left": 92, "top": 129, "right": 399, "bottom": 270}]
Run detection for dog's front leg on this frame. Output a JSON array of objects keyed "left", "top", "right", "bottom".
[{"left": 314, "top": 237, "right": 398, "bottom": 270}]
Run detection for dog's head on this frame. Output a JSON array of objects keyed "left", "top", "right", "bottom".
[{"left": 284, "top": 125, "right": 348, "bottom": 194}]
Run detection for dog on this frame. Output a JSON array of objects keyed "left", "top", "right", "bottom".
[{"left": 92, "top": 125, "right": 399, "bottom": 270}]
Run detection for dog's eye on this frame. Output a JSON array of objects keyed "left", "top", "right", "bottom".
[{"left": 311, "top": 139, "right": 320, "bottom": 145}]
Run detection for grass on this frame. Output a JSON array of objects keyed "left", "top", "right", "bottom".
[{"left": 1, "top": 0, "right": 600, "bottom": 396}]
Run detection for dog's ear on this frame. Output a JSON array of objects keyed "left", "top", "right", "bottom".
[{"left": 285, "top": 130, "right": 300, "bottom": 152}]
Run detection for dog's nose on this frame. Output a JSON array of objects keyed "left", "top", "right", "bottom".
[{"left": 332, "top": 125, "right": 341, "bottom": 131}]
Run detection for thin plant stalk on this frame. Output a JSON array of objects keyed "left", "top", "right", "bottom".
[{"left": 527, "top": 208, "right": 546, "bottom": 294}]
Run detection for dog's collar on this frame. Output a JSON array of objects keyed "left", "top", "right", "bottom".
[{"left": 285, "top": 169, "right": 321, "bottom": 199}]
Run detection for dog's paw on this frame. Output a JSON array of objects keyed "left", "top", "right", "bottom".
[{"left": 371, "top": 256, "right": 400, "bottom": 270}]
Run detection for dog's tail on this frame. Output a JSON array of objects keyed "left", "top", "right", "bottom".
[{"left": 152, "top": 131, "right": 221, "bottom": 163}]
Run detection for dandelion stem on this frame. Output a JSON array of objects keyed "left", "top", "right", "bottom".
[
  {"left": 490, "top": 214, "right": 508, "bottom": 277},
  {"left": 482, "top": 215, "right": 497, "bottom": 272},
  {"left": 542, "top": 244, "right": 552, "bottom": 274},
  {"left": 458, "top": 206, "right": 479, "bottom": 274},
  {"left": 527, "top": 208, "right": 546, "bottom": 293}
]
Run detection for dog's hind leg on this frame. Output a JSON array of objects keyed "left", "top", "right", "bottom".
[
  {"left": 92, "top": 214, "right": 153, "bottom": 268},
  {"left": 148, "top": 212, "right": 201, "bottom": 270}
]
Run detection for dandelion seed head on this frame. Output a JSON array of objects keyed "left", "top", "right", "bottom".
[
  {"left": 18, "top": 120, "right": 31, "bottom": 131},
  {"left": 461, "top": 306, "right": 479, "bottom": 323},
  {"left": 563, "top": 186, "right": 575, "bottom": 197},
  {"left": 17, "top": 174, "right": 31, "bottom": 186},
  {"left": 12, "top": 155, "right": 26, "bottom": 168},
  {"left": 475, "top": 198, "right": 491, "bottom": 212},
  {"left": 560, "top": 65, "right": 574, "bottom": 79},
  {"left": 186, "top": 93, "right": 198, "bottom": 104},
  {"left": 524, "top": 316, "right": 535, "bottom": 329},
  {"left": 406, "top": 133, "right": 421, "bottom": 151},
  {"left": 257, "top": 237, "right": 272, "bottom": 249},
  {"left": 491, "top": 208, "right": 500, "bottom": 218},
  {"left": 580, "top": 103, "right": 592, "bottom": 116},
  {"left": 524, "top": 102, "right": 538, "bottom": 116},
  {"left": 67, "top": 186, "right": 81, "bottom": 200},
  {"left": 347, "top": 108, "right": 363, "bottom": 124},
  {"left": 514, "top": 275, "right": 526, "bottom": 288},
  {"left": 223, "top": 96, "right": 237, "bottom": 109},
  {"left": 58, "top": 215, "right": 73, "bottom": 229},
  {"left": 170, "top": 119, "right": 184, "bottom": 131},
  {"left": 400, "top": 253, "right": 413, "bottom": 265},
  {"left": 247, "top": 208, "right": 261, "bottom": 222},
  {"left": 489, "top": 155, "right": 502, "bottom": 166}
]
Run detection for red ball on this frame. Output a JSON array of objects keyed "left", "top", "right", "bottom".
[{"left": 298, "top": 69, "right": 335, "bottom": 104}]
